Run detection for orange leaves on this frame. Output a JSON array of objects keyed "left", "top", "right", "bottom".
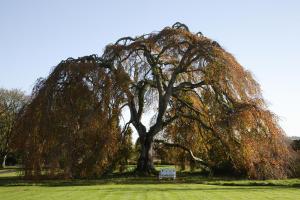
[
  {"left": 11, "top": 56, "right": 127, "bottom": 179},
  {"left": 11, "top": 23, "right": 293, "bottom": 179}
]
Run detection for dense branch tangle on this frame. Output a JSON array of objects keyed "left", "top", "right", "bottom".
[
  {"left": 104, "top": 22, "right": 270, "bottom": 174},
  {"left": 12, "top": 22, "right": 291, "bottom": 179}
]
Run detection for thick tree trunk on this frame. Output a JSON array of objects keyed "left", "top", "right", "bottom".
[{"left": 136, "top": 135, "right": 155, "bottom": 175}]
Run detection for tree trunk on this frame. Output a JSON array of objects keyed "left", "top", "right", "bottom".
[
  {"left": 189, "top": 158, "right": 196, "bottom": 172},
  {"left": 136, "top": 135, "right": 155, "bottom": 175},
  {"left": 179, "top": 155, "right": 186, "bottom": 171},
  {"left": 2, "top": 154, "right": 7, "bottom": 168},
  {"left": 0, "top": 154, "right": 4, "bottom": 169}
]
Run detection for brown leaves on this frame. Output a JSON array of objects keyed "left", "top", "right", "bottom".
[
  {"left": 11, "top": 22, "right": 292, "bottom": 179},
  {"left": 11, "top": 57, "right": 127, "bottom": 179}
]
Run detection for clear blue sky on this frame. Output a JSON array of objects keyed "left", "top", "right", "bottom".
[{"left": 0, "top": 0, "right": 299, "bottom": 137}]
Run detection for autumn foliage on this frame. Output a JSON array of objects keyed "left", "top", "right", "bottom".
[
  {"left": 11, "top": 23, "right": 292, "bottom": 179},
  {"left": 12, "top": 57, "right": 130, "bottom": 178}
]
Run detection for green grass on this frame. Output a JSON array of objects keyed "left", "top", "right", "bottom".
[
  {"left": 0, "top": 168, "right": 299, "bottom": 200},
  {"left": 1, "top": 182, "right": 299, "bottom": 200},
  {"left": 0, "top": 169, "right": 20, "bottom": 178},
  {"left": 116, "top": 164, "right": 176, "bottom": 173}
]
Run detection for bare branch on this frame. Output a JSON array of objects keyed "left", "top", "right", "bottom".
[{"left": 173, "top": 81, "right": 206, "bottom": 91}]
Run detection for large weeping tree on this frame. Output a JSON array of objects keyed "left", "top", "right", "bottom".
[{"left": 12, "top": 23, "right": 292, "bottom": 179}]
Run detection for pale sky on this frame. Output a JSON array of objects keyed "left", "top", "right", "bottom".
[{"left": 0, "top": 0, "right": 299, "bottom": 136}]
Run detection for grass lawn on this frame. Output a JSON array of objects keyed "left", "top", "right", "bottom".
[{"left": 0, "top": 168, "right": 299, "bottom": 200}]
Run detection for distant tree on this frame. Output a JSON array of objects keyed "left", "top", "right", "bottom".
[
  {"left": 0, "top": 88, "right": 27, "bottom": 168},
  {"left": 12, "top": 22, "right": 292, "bottom": 179}
]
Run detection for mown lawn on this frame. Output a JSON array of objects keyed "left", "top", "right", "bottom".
[
  {"left": 0, "top": 169, "right": 299, "bottom": 200},
  {"left": 1, "top": 183, "right": 300, "bottom": 200}
]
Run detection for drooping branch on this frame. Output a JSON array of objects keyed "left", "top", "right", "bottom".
[
  {"left": 12, "top": 22, "right": 291, "bottom": 179},
  {"left": 120, "top": 120, "right": 132, "bottom": 138},
  {"left": 172, "top": 22, "right": 190, "bottom": 31},
  {"left": 173, "top": 81, "right": 206, "bottom": 91},
  {"left": 154, "top": 139, "right": 210, "bottom": 169}
]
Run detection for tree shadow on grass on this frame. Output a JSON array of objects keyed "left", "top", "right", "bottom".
[
  {"left": 0, "top": 174, "right": 299, "bottom": 188},
  {"left": 19, "top": 186, "right": 297, "bottom": 193}
]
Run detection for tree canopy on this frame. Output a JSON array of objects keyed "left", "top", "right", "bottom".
[
  {"left": 0, "top": 88, "right": 27, "bottom": 168},
  {"left": 11, "top": 22, "right": 292, "bottom": 179}
]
